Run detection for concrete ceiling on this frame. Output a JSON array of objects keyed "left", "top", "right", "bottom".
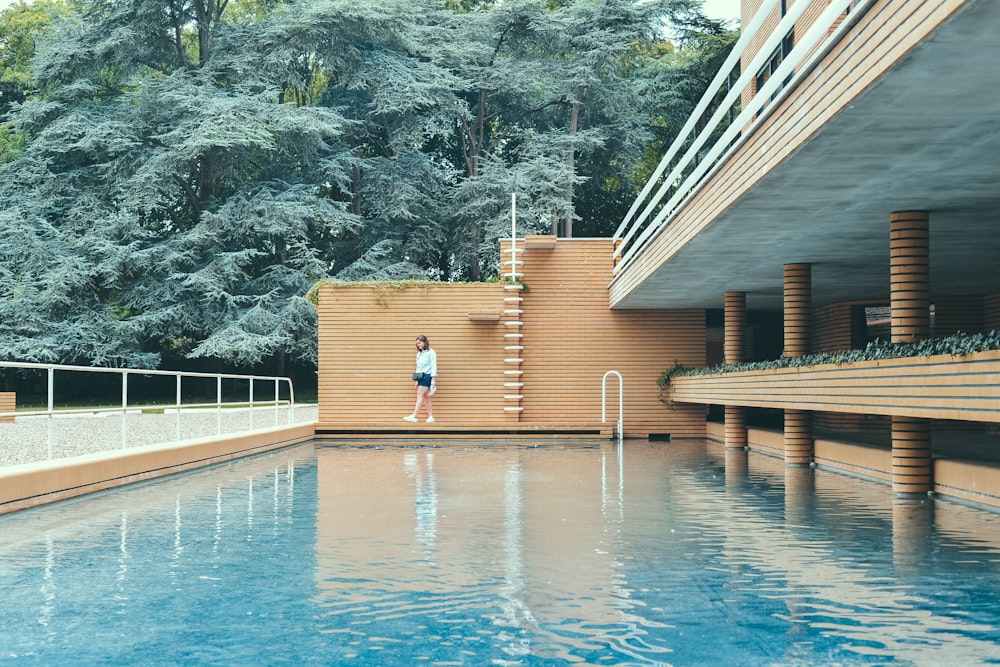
[{"left": 614, "top": 0, "right": 1000, "bottom": 311}]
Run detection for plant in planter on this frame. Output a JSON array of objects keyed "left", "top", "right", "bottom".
[{"left": 659, "top": 330, "right": 1000, "bottom": 385}]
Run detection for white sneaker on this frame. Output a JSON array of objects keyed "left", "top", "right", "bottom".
[
  {"left": 426, "top": 416, "right": 435, "bottom": 423},
  {"left": 403, "top": 414, "right": 418, "bottom": 422}
]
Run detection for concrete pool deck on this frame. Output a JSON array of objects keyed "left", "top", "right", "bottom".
[{"left": 0, "top": 406, "right": 317, "bottom": 515}]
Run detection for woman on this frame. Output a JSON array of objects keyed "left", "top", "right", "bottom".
[{"left": 404, "top": 335, "right": 437, "bottom": 423}]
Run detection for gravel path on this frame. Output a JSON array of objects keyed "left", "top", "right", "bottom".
[{"left": 0, "top": 404, "right": 318, "bottom": 467}]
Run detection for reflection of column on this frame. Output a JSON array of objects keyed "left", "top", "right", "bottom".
[
  {"left": 724, "top": 447, "right": 748, "bottom": 493},
  {"left": 892, "top": 497, "right": 934, "bottom": 576},
  {"left": 724, "top": 292, "right": 747, "bottom": 450},
  {"left": 783, "top": 264, "right": 813, "bottom": 466},
  {"left": 784, "top": 466, "right": 814, "bottom": 527},
  {"left": 890, "top": 211, "right": 932, "bottom": 495}
]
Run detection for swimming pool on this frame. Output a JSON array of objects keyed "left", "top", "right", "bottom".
[{"left": 2, "top": 440, "right": 999, "bottom": 665}]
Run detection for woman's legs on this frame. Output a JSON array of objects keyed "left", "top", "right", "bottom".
[
  {"left": 412, "top": 385, "right": 432, "bottom": 417},
  {"left": 407, "top": 380, "right": 434, "bottom": 421},
  {"left": 423, "top": 388, "right": 433, "bottom": 420}
]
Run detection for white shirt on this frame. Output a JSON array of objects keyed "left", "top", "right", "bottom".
[{"left": 415, "top": 348, "right": 437, "bottom": 378}]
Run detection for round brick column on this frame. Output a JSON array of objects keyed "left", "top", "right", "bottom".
[
  {"left": 724, "top": 405, "right": 747, "bottom": 450},
  {"left": 892, "top": 416, "right": 932, "bottom": 496},
  {"left": 784, "top": 409, "right": 813, "bottom": 466},
  {"left": 890, "top": 211, "right": 932, "bottom": 495},
  {"left": 724, "top": 291, "right": 746, "bottom": 365},
  {"left": 890, "top": 211, "right": 930, "bottom": 343},
  {"left": 783, "top": 264, "right": 813, "bottom": 465},
  {"left": 783, "top": 264, "right": 811, "bottom": 357},
  {"left": 724, "top": 291, "right": 747, "bottom": 449}
]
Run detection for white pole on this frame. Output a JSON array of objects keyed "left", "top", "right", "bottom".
[{"left": 509, "top": 192, "right": 517, "bottom": 281}]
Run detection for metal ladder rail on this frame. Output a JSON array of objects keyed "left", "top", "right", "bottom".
[
  {"left": 602, "top": 370, "right": 623, "bottom": 440},
  {"left": 504, "top": 194, "right": 524, "bottom": 414}
]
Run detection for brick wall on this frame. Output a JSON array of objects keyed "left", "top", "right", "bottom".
[{"left": 315, "top": 238, "right": 708, "bottom": 438}]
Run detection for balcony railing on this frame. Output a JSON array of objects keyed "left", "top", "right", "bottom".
[{"left": 612, "top": 0, "right": 871, "bottom": 276}]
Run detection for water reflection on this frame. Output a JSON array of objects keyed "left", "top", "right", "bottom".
[
  {"left": 893, "top": 497, "right": 935, "bottom": 576},
  {"left": 723, "top": 446, "right": 748, "bottom": 493},
  {"left": 313, "top": 443, "right": 629, "bottom": 662},
  {"left": 312, "top": 441, "right": 1000, "bottom": 664},
  {"left": 783, "top": 465, "right": 815, "bottom": 528},
  {"left": 2, "top": 440, "right": 1000, "bottom": 665}
]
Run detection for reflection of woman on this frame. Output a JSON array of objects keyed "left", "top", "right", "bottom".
[{"left": 404, "top": 335, "right": 437, "bottom": 423}]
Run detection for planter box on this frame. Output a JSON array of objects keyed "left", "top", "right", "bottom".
[{"left": 669, "top": 349, "right": 1000, "bottom": 423}]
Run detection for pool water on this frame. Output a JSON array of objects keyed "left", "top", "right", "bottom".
[{"left": 2, "top": 440, "right": 1000, "bottom": 666}]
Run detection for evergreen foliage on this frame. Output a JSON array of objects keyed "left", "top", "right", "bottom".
[{"left": 0, "top": 0, "right": 736, "bottom": 371}]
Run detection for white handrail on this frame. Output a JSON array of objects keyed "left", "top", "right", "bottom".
[
  {"left": 612, "top": 0, "right": 872, "bottom": 275},
  {"left": 601, "top": 370, "right": 623, "bottom": 440},
  {"left": 0, "top": 360, "right": 295, "bottom": 422},
  {"left": 613, "top": 0, "right": 780, "bottom": 242}
]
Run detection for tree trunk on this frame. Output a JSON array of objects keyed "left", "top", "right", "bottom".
[{"left": 459, "top": 88, "right": 487, "bottom": 281}]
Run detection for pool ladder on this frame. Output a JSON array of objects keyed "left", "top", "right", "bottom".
[
  {"left": 503, "top": 239, "right": 524, "bottom": 415},
  {"left": 602, "top": 370, "right": 623, "bottom": 440}
]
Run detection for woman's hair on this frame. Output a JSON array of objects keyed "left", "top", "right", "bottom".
[{"left": 415, "top": 335, "right": 431, "bottom": 349}]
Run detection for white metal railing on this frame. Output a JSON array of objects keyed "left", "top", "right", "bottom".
[
  {"left": 612, "top": 0, "right": 872, "bottom": 276},
  {"left": 0, "top": 361, "right": 298, "bottom": 463}
]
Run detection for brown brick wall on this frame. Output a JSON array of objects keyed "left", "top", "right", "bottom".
[
  {"left": 315, "top": 283, "right": 513, "bottom": 425},
  {"left": 670, "top": 349, "right": 1000, "bottom": 423},
  {"left": 315, "top": 239, "right": 709, "bottom": 438},
  {"left": 516, "top": 239, "right": 706, "bottom": 438},
  {"left": 812, "top": 302, "right": 855, "bottom": 353}
]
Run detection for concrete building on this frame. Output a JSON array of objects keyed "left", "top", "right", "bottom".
[{"left": 610, "top": 0, "right": 1000, "bottom": 505}]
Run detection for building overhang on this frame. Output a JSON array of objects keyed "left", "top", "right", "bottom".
[{"left": 611, "top": 0, "right": 1000, "bottom": 311}]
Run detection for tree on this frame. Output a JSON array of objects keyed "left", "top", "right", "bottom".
[
  {"left": 1, "top": 0, "right": 361, "bottom": 368},
  {"left": 0, "top": 0, "right": 67, "bottom": 162},
  {"left": 632, "top": 7, "right": 739, "bottom": 189},
  {"left": 0, "top": 0, "right": 733, "bottom": 369},
  {"left": 530, "top": 0, "right": 681, "bottom": 238}
]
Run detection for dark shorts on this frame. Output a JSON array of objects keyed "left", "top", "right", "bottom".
[{"left": 417, "top": 374, "right": 433, "bottom": 388}]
